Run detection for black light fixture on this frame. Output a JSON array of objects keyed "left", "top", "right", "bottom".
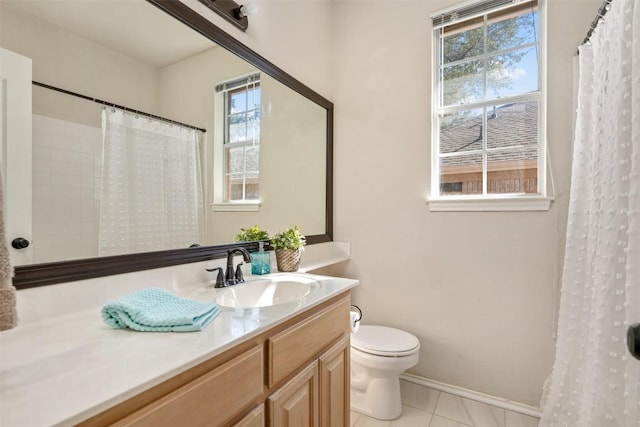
[{"left": 198, "top": 0, "right": 249, "bottom": 31}]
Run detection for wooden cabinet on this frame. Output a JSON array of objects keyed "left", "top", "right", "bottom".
[
  {"left": 267, "top": 332, "right": 350, "bottom": 427},
  {"left": 267, "top": 361, "right": 319, "bottom": 427},
  {"left": 318, "top": 335, "right": 350, "bottom": 427},
  {"left": 267, "top": 301, "right": 350, "bottom": 427},
  {"left": 81, "top": 292, "right": 351, "bottom": 427}
]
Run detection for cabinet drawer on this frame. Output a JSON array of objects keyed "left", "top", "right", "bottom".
[
  {"left": 114, "top": 346, "right": 263, "bottom": 427},
  {"left": 268, "top": 296, "right": 349, "bottom": 387}
]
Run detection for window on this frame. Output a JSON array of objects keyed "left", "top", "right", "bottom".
[
  {"left": 430, "top": 0, "right": 550, "bottom": 211},
  {"left": 216, "top": 73, "right": 261, "bottom": 204}
]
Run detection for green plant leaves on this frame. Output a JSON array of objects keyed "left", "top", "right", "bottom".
[
  {"left": 271, "top": 225, "right": 306, "bottom": 250},
  {"left": 235, "top": 225, "right": 269, "bottom": 242}
]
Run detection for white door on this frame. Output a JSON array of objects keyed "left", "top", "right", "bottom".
[{"left": 0, "top": 48, "right": 33, "bottom": 266}]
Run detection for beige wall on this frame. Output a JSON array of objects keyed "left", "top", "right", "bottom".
[
  {"left": 258, "top": 73, "right": 327, "bottom": 241},
  {"left": 179, "top": 0, "right": 333, "bottom": 99},
  {"left": 0, "top": 4, "right": 159, "bottom": 126},
  {"left": 319, "top": 0, "right": 600, "bottom": 406}
]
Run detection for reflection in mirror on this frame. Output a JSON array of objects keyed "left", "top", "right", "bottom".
[{"left": 0, "top": 0, "right": 329, "bottom": 277}]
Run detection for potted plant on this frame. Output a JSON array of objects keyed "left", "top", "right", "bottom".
[
  {"left": 234, "top": 225, "right": 269, "bottom": 242},
  {"left": 270, "top": 225, "right": 306, "bottom": 272},
  {"left": 235, "top": 225, "right": 270, "bottom": 275}
]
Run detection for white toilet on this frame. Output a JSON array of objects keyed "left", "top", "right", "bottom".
[{"left": 350, "top": 325, "right": 420, "bottom": 420}]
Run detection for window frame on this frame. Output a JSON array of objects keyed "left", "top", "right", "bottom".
[
  {"left": 223, "top": 83, "right": 261, "bottom": 202},
  {"left": 212, "top": 73, "right": 262, "bottom": 212},
  {"left": 428, "top": 0, "right": 552, "bottom": 212}
]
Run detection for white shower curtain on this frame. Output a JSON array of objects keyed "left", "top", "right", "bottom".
[
  {"left": 99, "top": 109, "right": 204, "bottom": 256},
  {"left": 540, "top": 0, "right": 640, "bottom": 425}
]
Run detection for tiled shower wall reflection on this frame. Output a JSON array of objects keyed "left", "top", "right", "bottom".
[{"left": 32, "top": 114, "right": 102, "bottom": 263}]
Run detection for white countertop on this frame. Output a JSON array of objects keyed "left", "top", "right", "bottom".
[{"left": 0, "top": 272, "right": 358, "bottom": 427}]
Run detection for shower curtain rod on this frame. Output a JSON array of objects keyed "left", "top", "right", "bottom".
[
  {"left": 32, "top": 81, "right": 207, "bottom": 133},
  {"left": 582, "top": 0, "right": 613, "bottom": 46}
]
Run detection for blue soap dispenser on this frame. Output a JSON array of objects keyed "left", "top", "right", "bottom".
[{"left": 251, "top": 241, "right": 270, "bottom": 275}]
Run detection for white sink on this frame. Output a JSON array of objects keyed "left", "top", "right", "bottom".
[{"left": 214, "top": 274, "right": 319, "bottom": 308}]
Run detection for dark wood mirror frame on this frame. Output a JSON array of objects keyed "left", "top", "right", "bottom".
[{"left": 13, "top": 0, "right": 333, "bottom": 290}]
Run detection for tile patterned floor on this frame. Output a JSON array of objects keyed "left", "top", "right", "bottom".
[{"left": 350, "top": 380, "right": 540, "bottom": 427}]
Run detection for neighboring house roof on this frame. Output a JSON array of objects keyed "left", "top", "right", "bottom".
[
  {"left": 228, "top": 141, "right": 260, "bottom": 176},
  {"left": 440, "top": 101, "right": 538, "bottom": 169}
]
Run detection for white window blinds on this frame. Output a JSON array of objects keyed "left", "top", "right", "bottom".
[
  {"left": 431, "top": 0, "right": 532, "bottom": 29},
  {"left": 215, "top": 73, "right": 260, "bottom": 93}
]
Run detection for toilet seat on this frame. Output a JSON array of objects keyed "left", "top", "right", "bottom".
[{"left": 351, "top": 325, "right": 420, "bottom": 357}]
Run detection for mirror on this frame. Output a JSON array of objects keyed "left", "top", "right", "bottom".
[{"left": 2, "top": 0, "right": 333, "bottom": 288}]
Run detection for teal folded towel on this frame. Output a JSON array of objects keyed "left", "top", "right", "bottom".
[{"left": 102, "top": 287, "right": 220, "bottom": 332}]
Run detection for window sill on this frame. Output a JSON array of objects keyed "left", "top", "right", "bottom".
[
  {"left": 211, "top": 202, "right": 261, "bottom": 212},
  {"left": 427, "top": 196, "right": 553, "bottom": 212}
]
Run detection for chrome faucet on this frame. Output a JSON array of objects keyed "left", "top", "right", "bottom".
[{"left": 206, "top": 248, "right": 252, "bottom": 288}]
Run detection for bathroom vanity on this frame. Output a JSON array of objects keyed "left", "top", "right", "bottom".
[
  {"left": 83, "top": 294, "right": 351, "bottom": 426},
  {"left": 0, "top": 272, "right": 357, "bottom": 427}
]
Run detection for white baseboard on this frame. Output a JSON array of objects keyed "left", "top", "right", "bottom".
[{"left": 400, "top": 373, "right": 542, "bottom": 418}]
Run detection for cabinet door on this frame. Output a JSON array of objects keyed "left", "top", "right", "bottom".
[
  {"left": 234, "top": 404, "right": 264, "bottom": 427},
  {"left": 267, "top": 360, "right": 318, "bottom": 427},
  {"left": 318, "top": 335, "right": 350, "bottom": 427}
]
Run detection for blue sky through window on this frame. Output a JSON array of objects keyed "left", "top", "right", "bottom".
[{"left": 489, "top": 11, "right": 539, "bottom": 97}]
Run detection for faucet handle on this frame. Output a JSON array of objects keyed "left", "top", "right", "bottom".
[
  {"left": 235, "top": 263, "right": 245, "bottom": 283},
  {"left": 206, "top": 267, "right": 226, "bottom": 288}
]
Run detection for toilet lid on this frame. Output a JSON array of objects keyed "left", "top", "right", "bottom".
[{"left": 351, "top": 325, "right": 420, "bottom": 356}]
